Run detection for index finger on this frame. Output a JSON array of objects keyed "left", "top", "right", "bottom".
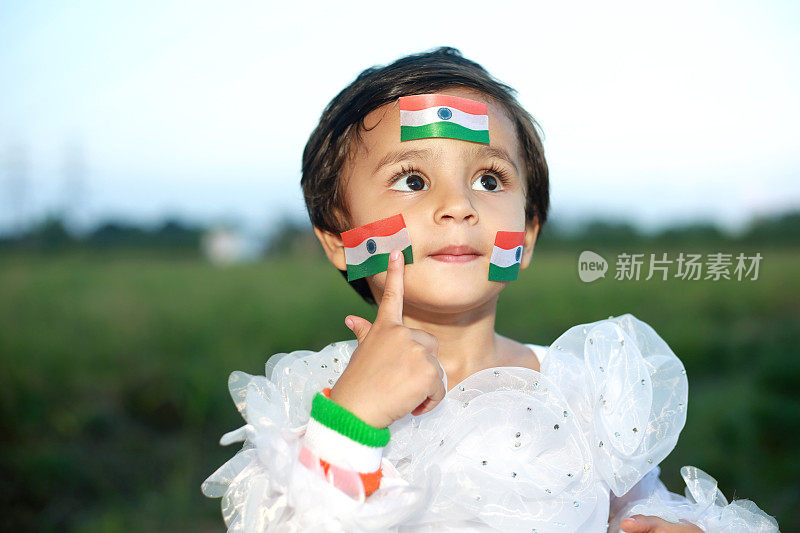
[{"left": 376, "top": 248, "right": 405, "bottom": 324}]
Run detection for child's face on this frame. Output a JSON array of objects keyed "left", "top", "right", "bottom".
[{"left": 324, "top": 87, "right": 538, "bottom": 314}]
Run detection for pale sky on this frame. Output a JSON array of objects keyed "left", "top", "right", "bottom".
[{"left": 1, "top": 0, "right": 798, "bottom": 236}]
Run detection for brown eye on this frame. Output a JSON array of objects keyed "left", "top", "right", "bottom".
[
  {"left": 407, "top": 175, "right": 425, "bottom": 191},
  {"left": 473, "top": 174, "right": 499, "bottom": 191},
  {"left": 391, "top": 173, "right": 429, "bottom": 192}
]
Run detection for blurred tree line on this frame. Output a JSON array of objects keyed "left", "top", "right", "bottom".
[
  {"left": 0, "top": 209, "right": 798, "bottom": 257},
  {"left": 0, "top": 216, "right": 205, "bottom": 254},
  {"left": 534, "top": 210, "right": 800, "bottom": 250}
]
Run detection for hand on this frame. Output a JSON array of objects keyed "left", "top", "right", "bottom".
[
  {"left": 620, "top": 515, "right": 703, "bottom": 533},
  {"left": 329, "top": 249, "right": 447, "bottom": 428}
]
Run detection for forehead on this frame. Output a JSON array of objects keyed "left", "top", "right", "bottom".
[{"left": 345, "top": 88, "right": 523, "bottom": 172}]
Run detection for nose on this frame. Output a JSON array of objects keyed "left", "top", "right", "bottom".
[{"left": 432, "top": 184, "right": 479, "bottom": 226}]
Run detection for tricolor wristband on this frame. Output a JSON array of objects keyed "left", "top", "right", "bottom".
[{"left": 301, "top": 388, "right": 387, "bottom": 497}]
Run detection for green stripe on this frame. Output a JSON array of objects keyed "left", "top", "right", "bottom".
[
  {"left": 346, "top": 245, "right": 413, "bottom": 281},
  {"left": 401, "top": 123, "right": 489, "bottom": 144},
  {"left": 310, "top": 392, "right": 391, "bottom": 446},
  {"left": 488, "top": 262, "right": 520, "bottom": 282}
]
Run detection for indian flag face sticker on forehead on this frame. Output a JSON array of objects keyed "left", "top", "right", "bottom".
[
  {"left": 341, "top": 213, "right": 413, "bottom": 281},
  {"left": 488, "top": 231, "right": 525, "bottom": 282},
  {"left": 399, "top": 94, "right": 489, "bottom": 144}
]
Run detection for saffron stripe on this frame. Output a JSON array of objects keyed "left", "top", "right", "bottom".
[
  {"left": 398, "top": 94, "right": 488, "bottom": 116},
  {"left": 346, "top": 245, "right": 413, "bottom": 281},
  {"left": 493, "top": 230, "right": 525, "bottom": 250},
  {"left": 299, "top": 444, "right": 383, "bottom": 498},
  {"left": 401, "top": 123, "right": 489, "bottom": 144},
  {"left": 488, "top": 262, "right": 521, "bottom": 282},
  {"left": 341, "top": 213, "right": 407, "bottom": 248}
]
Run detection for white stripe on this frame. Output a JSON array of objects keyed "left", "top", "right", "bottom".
[
  {"left": 344, "top": 227, "right": 411, "bottom": 266},
  {"left": 490, "top": 245, "right": 522, "bottom": 268},
  {"left": 400, "top": 107, "right": 488, "bottom": 131},
  {"left": 303, "top": 417, "right": 384, "bottom": 472}
]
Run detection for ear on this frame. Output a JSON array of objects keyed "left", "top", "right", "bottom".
[
  {"left": 519, "top": 215, "right": 540, "bottom": 270},
  {"left": 313, "top": 226, "right": 347, "bottom": 271}
]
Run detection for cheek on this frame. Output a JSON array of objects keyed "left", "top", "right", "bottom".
[
  {"left": 345, "top": 195, "right": 395, "bottom": 228},
  {"left": 403, "top": 219, "right": 427, "bottom": 253},
  {"left": 481, "top": 195, "right": 527, "bottom": 228}
]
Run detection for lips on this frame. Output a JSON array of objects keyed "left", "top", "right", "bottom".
[
  {"left": 429, "top": 245, "right": 482, "bottom": 263},
  {"left": 430, "top": 245, "right": 481, "bottom": 256}
]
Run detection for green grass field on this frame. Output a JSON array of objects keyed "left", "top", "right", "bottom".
[{"left": 1, "top": 245, "right": 798, "bottom": 531}]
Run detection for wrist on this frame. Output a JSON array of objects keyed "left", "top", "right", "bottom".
[{"left": 328, "top": 386, "right": 389, "bottom": 429}]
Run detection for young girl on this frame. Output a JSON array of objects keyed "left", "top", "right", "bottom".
[{"left": 202, "top": 48, "right": 779, "bottom": 532}]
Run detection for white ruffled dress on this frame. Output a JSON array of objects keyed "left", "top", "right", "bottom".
[{"left": 202, "top": 314, "right": 779, "bottom": 532}]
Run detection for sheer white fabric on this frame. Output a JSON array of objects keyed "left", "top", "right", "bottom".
[
  {"left": 608, "top": 466, "right": 779, "bottom": 532},
  {"left": 202, "top": 313, "right": 778, "bottom": 532},
  {"left": 541, "top": 315, "right": 689, "bottom": 497}
]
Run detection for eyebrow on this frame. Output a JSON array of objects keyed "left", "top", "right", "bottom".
[
  {"left": 372, "top": 145, "right": 519, "bottom": 174},
  {"left": 373, "top": 148, "right": 435, "bottom": 174},
  {"left": 477, "top": 146, "right": 519, "bottom": 173}
]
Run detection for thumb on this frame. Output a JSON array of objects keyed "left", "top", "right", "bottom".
[
  {"left": 345, "top": 315, "right": 373, "bottom": 344},
  {"left": 620, "top": 515, "right": 698, "bottom": 532},
  {"left": 620, "top": 515, "right": 657, "bottom": 533}
]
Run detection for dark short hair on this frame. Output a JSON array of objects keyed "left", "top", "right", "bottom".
[{"left": 301, "top": 46, "right": 550, "bottom": 305}]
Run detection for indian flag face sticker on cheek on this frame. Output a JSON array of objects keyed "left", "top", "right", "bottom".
[
  {"left": 488, "top": 231, "right": 525, "bottom": 281},
  {"left": 399, "top": 94, "right": 489, "bottom": 144},
  {"left": 341, "top": 213, "right": 414, "bottom": 281}
]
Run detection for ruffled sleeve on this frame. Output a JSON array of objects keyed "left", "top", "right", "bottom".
[
  {"left": 541, "top": 314, "right": 778, "bottom": 531},
  {"left": 541, "top": 313, "right": 689, "bottom": 497},
  {"left": 201, "top": 341, "right": 432, "bottom": 532},
  {"left": 607, "top": 465, "right": 779, "bottom": 532}
]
